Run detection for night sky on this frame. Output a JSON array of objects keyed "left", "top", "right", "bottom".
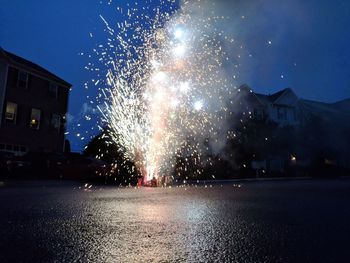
[{"left": 1, "top": 0, "right": 350, "bottom": 151}]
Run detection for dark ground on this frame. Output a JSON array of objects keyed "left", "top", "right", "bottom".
[{"left": 0, "top": 179, "right": 349, "bottom": 263}]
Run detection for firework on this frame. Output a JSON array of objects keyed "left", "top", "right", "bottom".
[{"left": 90, "top": 0, "right": 240, "bottom": 183}]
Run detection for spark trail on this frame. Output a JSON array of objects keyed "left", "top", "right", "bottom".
[{"left": 91, "top": 0, "right": 241, "bottom": 183}]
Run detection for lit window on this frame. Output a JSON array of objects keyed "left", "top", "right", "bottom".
[
  {"left": 17, "top": 71, "right": 28, "bottom": 89},
  {"left": 50, "top": 114, "right": 61, "bottom": 131},
  {"left": 30, "top": 108, "right": 41, "bottom": 129},
  {"left": 5, "top": 102, "right": 17, "bottom": 123},
  {"left": 48, "top": 82, "right": 58, "bottom": 98}
]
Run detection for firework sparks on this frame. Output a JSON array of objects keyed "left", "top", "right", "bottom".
[{"left": 88, "top": 0, "right": 243, "bottom": 184}]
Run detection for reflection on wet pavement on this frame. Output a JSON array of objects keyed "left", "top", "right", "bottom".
[{"left": 0, "top": 180, "right": 350, "bottom": 262}]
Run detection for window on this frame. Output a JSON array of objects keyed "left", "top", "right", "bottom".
[
  {"left": 277, "top": 107, "right": 287, "bottom": 120},
  {"left": 48, "top": 82, "right": 58, "bottom": 98},
  {"left": 5, "top": 144, "right": 12, "bottom": 151},
  {"left": 30, "top": 108, "right": 41, "bottom": 129},
  {"left": 17, "top": 71, "right": 28, "bottom": 89},
  {"left": 20, "top": 146, "right": 27, "bottom": 153},
  {"left": 293, "top": 109, "right": 298, "bottom": 121},
  {"left": 253, "top": 108, "right": 262, "bottom": 120},
  {"left": 5, "top": 102, "right": 17, "bottom": 123},
  {"left": 50, "top": 114, "right": 61, "bottom": 131}
]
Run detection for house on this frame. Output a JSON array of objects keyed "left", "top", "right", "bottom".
[
  {"left": 233, "top": 85, "right": 350, "bottom": 174},
  {"left": 236, "top": 85, "right": 300, "bottom": 126},
  {"left": 300, "top": 97, "right": 350, "bottom": 125},
  {"left": 0, "top": 48, "right": 71, "bottom": 155},
  {"left": 237, "top": 85, "right": 350, "bottom": 127}
]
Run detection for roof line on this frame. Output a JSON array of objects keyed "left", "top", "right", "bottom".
[{"left": 0, "top": 47, "right": 72, "bottom": 88}]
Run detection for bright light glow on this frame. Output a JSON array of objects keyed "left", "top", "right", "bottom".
[
  {"left": 150, "top": 60, "right": 161, "bottom": 69},
  {"left": 171, "top": 99, "right": 180, "bottom": 108},
  {"left": 179, "top": 82, "right": 190, "bottom": 93},
  {"left": 173, "top": 45, "right": 186, "bottom": 57},
  {"left": 152, "top": 71, "right": 167, "bottom": 83},
  {"left": 174, "top": 27, "right": 185, "bottom": 40},
  {"left": 92, "top": 1, "right": 237, "bottom": 184},
  {"left": 194, "top": 100, "right": 204, "bottom": 111},
  {"left": 154, "top": 90, "right": 165, "bottom": 100}
]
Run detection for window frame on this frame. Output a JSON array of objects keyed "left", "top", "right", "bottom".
[
  {"left": 48, "top": 82, "right": 58, "bottom": 99},
  {"left": 29, "top": 108, "right": 41, "bottom": 130},
  {"left": 50, "top": 113, "right": 61, "bottom": 132},
  {"left": 5, "top": 101, "right": 18, "bottom": 124},
  {"left": 5, "top": 144, "right": 12, "bottom": 151},
  {"left": 277, "top": 107, "right": 287, "bottom": 120},
  {"left": 17, "top": 71, "right": 29, "bottom": 90},
  {"left": 20, "top": 146, "right": 27, "bottom": 153}
]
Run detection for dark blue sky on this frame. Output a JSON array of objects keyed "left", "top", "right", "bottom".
[{"left": 1, "top": 0, "right": 350, "bottom": 151}]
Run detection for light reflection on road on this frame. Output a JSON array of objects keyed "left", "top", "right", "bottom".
[{"left": 0, "top": 180, "right": 350, "bottom": 262}]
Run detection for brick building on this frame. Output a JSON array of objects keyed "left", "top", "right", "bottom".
[{"left": 0, "top": 48, "right": 71, "bottom": 155}]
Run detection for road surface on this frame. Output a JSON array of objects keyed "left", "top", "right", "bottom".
[{"left": 0, "top": 179, "right": 349, "bottom": 262}]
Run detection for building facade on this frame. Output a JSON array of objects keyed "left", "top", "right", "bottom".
[
  {"left": 235, "top": 85, "right": 350, "bottom": 173},
  {"left": 0, "top": 48, "right": 71, "bottom": 155},
  {"left": 235, "top": 85, "right": 301, "bottom": 127},
  {"left": 237, "top": 84, "right": 350, "bottom": 127}
]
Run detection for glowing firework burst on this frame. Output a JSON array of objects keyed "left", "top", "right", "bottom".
[{"left": 90, "top": 0, "right": 239, "bottom": 183}]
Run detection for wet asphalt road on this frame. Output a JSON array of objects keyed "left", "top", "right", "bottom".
[{"left": 0, "top": 179, "right": 350, "bottom": 263}]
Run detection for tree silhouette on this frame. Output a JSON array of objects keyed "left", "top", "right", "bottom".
[{"left": 83, "top": 128, "right": 140, "bottom": 184}]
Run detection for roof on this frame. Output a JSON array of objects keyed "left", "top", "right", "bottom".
[
  {"left": 301, "top": 98, "right": 350, "bottom": 114},
  {"left": 301, "top": 99, "right": 338, "bottom": 114},
  {"left": 300, "top": 98, "right": 350, "bottom": 127},
  {"left": 254, "top": 93, "right": 271, "bottom": 104},
  {"left": 332, "top": 98, "right": 350, "bottom": 113},
  {"left": 240, "top": 84, "right": 350, "bottom": 118},
  {"left": 0, "top": 47, "right": 71, "bottom": 87},
  {"left": 254, "top": 88, "right": 295, "bottom": 105},
  {"left": 269, "top": 88, "right": 291, "bottom": 102}
]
